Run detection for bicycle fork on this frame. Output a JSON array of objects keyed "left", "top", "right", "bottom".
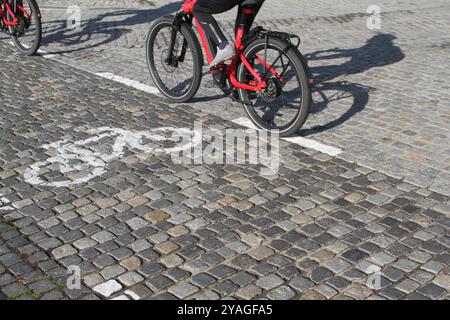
[{"left": 166, "top": 11, "right": 189, "bottom": 66}]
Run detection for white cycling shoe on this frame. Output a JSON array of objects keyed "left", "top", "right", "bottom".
[{"left": 210, "top": 43, "right": 236, "bottom": 67}]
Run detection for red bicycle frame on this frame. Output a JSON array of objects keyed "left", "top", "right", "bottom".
[
  {"left": 0, "top": 0, "right": 31, "bottom": 27},
  {"left": 182, "top": 0, "right": 282, "bottom": 92}
]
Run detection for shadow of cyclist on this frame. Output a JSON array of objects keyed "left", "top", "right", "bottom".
[
  {"left": 41, "top": 2, "right": 182, "bottom": 54},
  {"left": 297, "top": 33, "right": 405, "bottom": 136},
  {"left": 306, "top": 33, "right": 405, "bottom": 83}
]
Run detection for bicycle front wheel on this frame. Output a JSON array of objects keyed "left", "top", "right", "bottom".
[
  {"left": 146, "top": 16, "right": 203, "bottom": 103},
  {"left": 8, "top": 0, "right": 42, "bottom": 55},
  {"left": 237, "top": 37, "right": 311, "bottom": 137}
]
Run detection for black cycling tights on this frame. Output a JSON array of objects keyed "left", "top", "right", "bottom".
[{"left": 194, "top": 0, "right": 260, "bottom": 46}]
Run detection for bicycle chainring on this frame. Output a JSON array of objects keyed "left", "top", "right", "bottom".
[{"left": 261, "top": 77, "right": 282, "bottom": 102}]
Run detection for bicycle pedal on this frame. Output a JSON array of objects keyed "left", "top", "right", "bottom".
[
  {"left": 210, "top": 59, "right": 232, "bottom": 71},
  {"left": 210, "top": 65, "right": 223, "bottom": 71},
  {"left": 212, "top": 70, "right": 226, "bottom": 88}
]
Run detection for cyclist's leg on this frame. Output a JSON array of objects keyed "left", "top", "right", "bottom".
[
  {"left": 235, "top": 2, "right": 263, "bottom": 34},
  {"left": 194, "top": 0, "right": 241, "bottom": 46},
  {"left": 194, "top": 0, "right": 244, "bottom": 66}
]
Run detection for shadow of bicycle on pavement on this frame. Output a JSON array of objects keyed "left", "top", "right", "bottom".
[
  {"left": 298, "top": 33, "right": 405, "bottom": 136},
  {"left": 189, "top": 33, "right": 406, "bottom": 118},
  {"left": 41, "top": 1, "right": 182, "bottom": 54}
]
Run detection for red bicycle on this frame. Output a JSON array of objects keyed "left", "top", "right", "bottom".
[
  {"left": 146, "top": 0, "right": 313, "bottom": 137},
  {"left": 0, "top": 0, "right": 41, "bottom": 55}
]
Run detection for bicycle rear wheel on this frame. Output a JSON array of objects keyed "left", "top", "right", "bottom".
[
  {"left": 146, "top": 16, "right": 203, "bottom": 103},
  {"left": 237, "top": 37, "right": 311, "bottom": 137},
  {"left": 8, "top": 0, "right": 42, "bottom": 55}
]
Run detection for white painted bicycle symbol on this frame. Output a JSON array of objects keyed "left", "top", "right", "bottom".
[{"left": 23, "top": 126, "right": 202, "bottom": 188}]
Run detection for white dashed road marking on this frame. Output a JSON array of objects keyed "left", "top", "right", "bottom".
[
  {"left": 284, "top": 136, "right": 343, "bottom": 157},
  {"left": 37, "top": 49, "right": 56, "bottom": 59},
  {"left": 95, "top": 72, "right": 160, "bottom": 95},
  {"left": 232, "top": 117, "right": 343, "bottom": 157},
  {"left": 8, "top": 41, "right": 158, "bottom": 93}
]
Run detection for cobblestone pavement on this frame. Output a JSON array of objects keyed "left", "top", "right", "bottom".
[{"left": 0, "top": 0, "right": 449, "bottom": 300}]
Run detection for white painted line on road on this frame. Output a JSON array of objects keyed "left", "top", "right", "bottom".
[
  {"left": 284, "top": 136, "right": 343, "bottom": 157},
  {"left": 7, "top": 41, "right": 159, "bottom": 96},
  {"left": 95, "top": 72, "right": 160, "bottom": 95},
  {"left": 7, "top": 41, "right": 55, "bottom": 59},
  {"left": 37, "top": 49, "right": 56, "bottom": 59},
  {"left": 232, "top": 117, "right": 343, "bottom": 157},
  {"left": 232, "top": 117, "right": 258, "bottom": 129},
  {"left": 36, "top": 46, "right": 158, "bottom": 95},
  {"left": 39, "top": 6, "right": 153, "bottom": 11},
  {"left": 39, "top": 8, "right": 70, "bottom": 11}
]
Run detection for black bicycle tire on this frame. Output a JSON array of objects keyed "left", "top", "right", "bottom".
[
  {"left": 146, "top": 16, "right": 203, "bottom": 103},
  {"left": 237, "top": 37, "right": 311, "bottom": 137},
  {"left": 10, "top": 0, "right": 42, "bottom": 56}
]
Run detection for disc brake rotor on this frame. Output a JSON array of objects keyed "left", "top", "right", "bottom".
[{"left": 161, "top": 49, "right": 177, "bottom": 73}]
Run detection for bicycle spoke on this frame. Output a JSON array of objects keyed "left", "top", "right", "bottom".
[{"left": 240, "top": 42, "right": 307, "bottom": 132}]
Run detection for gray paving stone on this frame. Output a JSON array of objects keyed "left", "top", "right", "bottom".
[
  {"left": 323, "top": 257, "right": 351, "bottom": 274},
  {"left": 1, "top": 2, "right": 450, "bottom": 301},
  {"left": 1, "top": 283, "right": 27, "bottom": 298},
  {"left": 51, "top": 245, "right": 77, "bottom": 260},
  {"left": 93, "top": 280, "right": 123, "bottom": 298},
  {"left": 41, "top": 290, "right": 65, "bottom": 300},
  {"left": 29, "top": 280, "right": 56, "bottom": 294},
  {"left": 235, "top": 284, "right": 262, "bottom": 299},
  {"left": 421, "top": 260, "right": 445, "bottom": 274},
  {"left": 230, "top": 272, "right": 257, "bottom": 287},
  {"left": 267, "top": 285, "right": 296, "bottom": 300},
  {"left": 213, "top": 280, "right": 239, "bottom": 296},
  {"left": 168, "top": 282, "right": 199, "bottom": 299},
  {"left": 118, "top": 272, "right": 144, "bottom": 287},
  {"left": 92, "top": 231, "right": 116, "bottom": 243},
  {"left": 191, "top": 273, "right": 216, "bottom": 288},
  {"left": 146, "top": 274, "right": 174, "bottom": 291},
  {"left": 410, "top": 270, "right": 435, "bottom": 285},
  {"left": 379, "top": 286, "right": 406, "bottom": 300},
  {"left": 256, "top": 274, "right": 285, "bottom": 291},
  {"left": 290, "top": 276, "right": 314, "bottom": 293},
  {"left": 314, "top": 283, "right": 338, "bottom": 299},
  {"left": 100, "top": 265, "right": 127, "bottom": 280},
  {"left": 395, "top": 279, "right": 420, "bottom": 294},
  {"left": 136, "top": 263, "right": 164, "bottom": 278},
  {"left": 392, "top": 258, "right": 419, "bottom": 273},
  {"left": 310, "top": 267, "right": 334, "bottom": 283},
  {"left": 417, "top": 283, "right": 446, "bottom": 299},
  {"left": 208, "top": 265, "right": 237, "bottom": 279}
]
